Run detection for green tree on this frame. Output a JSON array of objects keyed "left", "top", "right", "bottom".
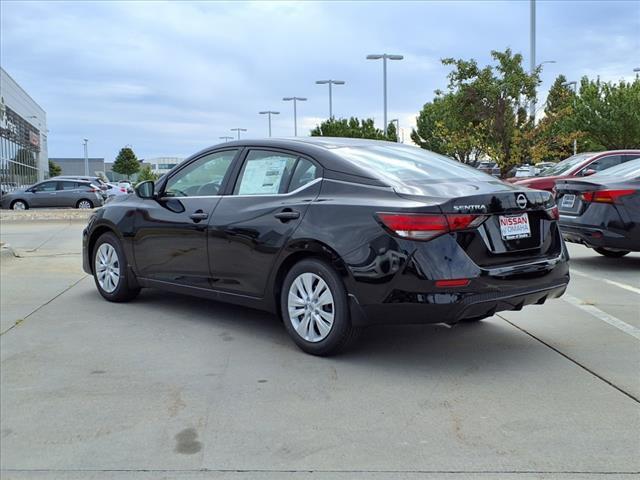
[
  {"left": 48, "top": 159, "right": 62, "bottom": 177},
  {"left": 310, "top": 117, "right": 397, "bottom": 141},
  {"left": 112, "top": 146, "right": 140, "bottom": 179},
  {"left": 572, "top": 76, "right": 640, "bottom": 150},
  {"left": 136, "top": 163, "right": 159, "bottom": 183}
]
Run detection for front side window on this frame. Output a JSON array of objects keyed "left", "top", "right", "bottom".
[
  {"left": 32, "top": 181, "right": 56, "bottom": 192},
  {"left": 164, "top": 150, "right": 237, "bottom": 197},
  {"left": 584, "top": 155, "right": 621, "bottom": 173},
  {"left": 234, "top": 150, "right": 298, "bottom": 195}
]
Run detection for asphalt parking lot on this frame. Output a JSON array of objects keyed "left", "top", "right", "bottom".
[{"left": 1, "top": 220, "right": 639, "bottom": 479}]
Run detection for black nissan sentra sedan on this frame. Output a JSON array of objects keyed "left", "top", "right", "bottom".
[
  {"left": 83, "top": 138, "right": 569, "bottom": 355},
  {"left": 556, "top": 158, "right": 640, "bottom": 258}
]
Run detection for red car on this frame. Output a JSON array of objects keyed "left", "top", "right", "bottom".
[{"left": 512, "top": 150, "right": 640, "bottom": 193}]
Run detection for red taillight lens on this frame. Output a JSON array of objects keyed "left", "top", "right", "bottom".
[
  {"left": 546, "top": 205, "right": 560, "bottom": 220},
  {"left": 88, "top": 188, "right": 98, "bottom": 193},
  {"left": 120, "top": 188, "right": 126, "bottom": 192},
  {"left": 376, "top": 213, "right": 487, "bottom": 240},
  {"left": 435, "top": 279, "right": 470, "bottom": 288},
  {"left": 581, "top": 189, "right": 635, "bottom": 204}
]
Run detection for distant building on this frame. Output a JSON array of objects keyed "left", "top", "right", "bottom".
[
  {"left": 50, "top": 157, "right": 105, "bottom": 177},
  {"left": 0, "top": 67, "right": 48, "bottom": 190},
  {"left": 141, "top": 157, "right": 182, "bottom": 175}
]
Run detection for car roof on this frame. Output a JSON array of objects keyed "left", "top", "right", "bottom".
[{"left": 191, "top": 137, "right": 414, "bottom": 184}]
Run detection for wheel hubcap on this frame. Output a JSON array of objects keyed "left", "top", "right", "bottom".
[
  {"left": 13, "top": 202, "right": 25, "bottom": 210},
  {"left": 79, "top": 201, "right": 91, "bottom": 209},
  {"left": 287, "top": 272, "right": 334, "bottom": 342},
  {"left": 95, "top": 243, "right": 120, "bottom": 293}
]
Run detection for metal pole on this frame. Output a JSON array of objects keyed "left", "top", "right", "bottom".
[
  {"left": 293, "top": 99, "right": 298, "bottom": 137},
  {"left": 530, "top": 0, "right": 536, "bottom": 121},
  {"left": 328, "top": 82, "right": 333, "bottom": 119},
  {"left": 267, "top": 112, "right": 272, "bottom": 137},
  {"left": 383, "top": 56, "right": 388, "bottom": 135},
  {"left": 83, "top": 139, "right": 89, "bottom": 176}
]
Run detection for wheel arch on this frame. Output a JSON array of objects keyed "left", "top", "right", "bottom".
[
  {"left": 86, "top": 223, "right": 124, "bottom": 274},
  {"left": 269, "top": 239, "right": 351, "bottom": 316},
  {"left": 10, "top": 198, "right": 29, "bottom": 209}
]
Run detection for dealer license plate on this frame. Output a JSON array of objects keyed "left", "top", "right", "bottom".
[
  {"left": 499, "top": 213, "right": 531, "bottom": 240},
  {"left": 561, "top": 194, "right": 576, "bottom": 209}
]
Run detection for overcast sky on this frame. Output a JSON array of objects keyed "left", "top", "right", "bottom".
[{"left": 2, "top": 0, "right": 638, "bottom": 160}]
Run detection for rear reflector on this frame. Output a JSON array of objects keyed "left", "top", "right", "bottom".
[
  {"left": 581, "top": 189, "right": 635, "bottom": 204},
  {"left": 435, "top": 279, "right": 470, "bottom": 288},
  {"left": 376, "top": 213, "right": 487, "bottom": 240}
]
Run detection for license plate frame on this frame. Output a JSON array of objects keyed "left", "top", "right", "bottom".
[
  {"left": 499, "top": 213, "right": 531, "bottom": 240},
  {"left": 561, "top": 194, "right": 576, "bottom": 209}
]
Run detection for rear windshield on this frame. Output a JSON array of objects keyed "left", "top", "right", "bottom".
[
  {"left": 334, "top": 145, "right": 494, "bottom": 184},
  {"left": 540, "top": 153, "right": 593, "bottom": 176}
]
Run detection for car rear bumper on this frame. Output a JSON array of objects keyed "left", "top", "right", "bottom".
[
  {"left": 347, "top": 252, "right": 570, "bottom": 326},
  {"left": 559, "top": 220, "right": 637, "bottom": 251}
]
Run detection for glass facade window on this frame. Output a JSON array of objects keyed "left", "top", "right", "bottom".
[{"left": 1, "top": 106, "right": 40, "bottom": 191}]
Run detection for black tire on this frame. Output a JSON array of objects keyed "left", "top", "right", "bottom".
[
  {"left": 76, "top": 199, "right": 93, "bottom": 209},
  {"left": 11, "top": 200, "right": 28, "bottom": 210},
  {"left": 280, "top": 258, "right": 360, "bottom": 356},
  {"left": 92, "top": 232, "right": 140, "bottom": 302},
  {"left": 594, "top": 247, "right": 630, "bottom": 258}
]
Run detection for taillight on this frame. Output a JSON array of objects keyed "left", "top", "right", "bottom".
[
  {"left": 88, "top": 188, "right": 98, "bottom": 193},
  {"left": 581, "top": 189, "right": 635, "bottom": 204},
  {"left": 546, "top": 205, "right": 560, "bottom": 220},
  {"left": 376, "top": 213, "right": 487, "bottom": 241},
  {"left": 120, "top": 188, "right": 126, "bottom": 192}
]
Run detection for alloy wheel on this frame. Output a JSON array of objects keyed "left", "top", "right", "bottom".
[
  {"left": 78, "top": 200, "right": 92, "bottom": 209},
  {"left": 95, "top": 243, "right": 120, "bottom": 293},
  {"left": 12, "top": 201, "right": 26, "bottom": 210},
  {"left": 287, "top": 272, "right": 335, "bottom": 342}
]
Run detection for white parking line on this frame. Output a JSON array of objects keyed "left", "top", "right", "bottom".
[
  {"left": 571, "top": 269, "right": 640, "bottom": 295},
  {"left": 563, "top": 294, "right": 640, "bottom": 340}
]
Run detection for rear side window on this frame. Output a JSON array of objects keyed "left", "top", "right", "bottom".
[
  {"left": 288, "top": 158, "right": 319, "bottom": 192},
  {"left": 234, "top": 150, "right": 298, "bottom": 195},
  {"left": 58, "top": 181, "right": 78, "bottom": 190},
  {"left": 335, "top": 145, "right": 492, "bottom": 184}
]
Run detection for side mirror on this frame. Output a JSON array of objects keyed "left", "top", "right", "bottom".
[
  {"left": 582, "top": 169, "right": 597, "bottom": 177},
  {"left": 135, "top": 180, "right": 155, "bottom": 199}
]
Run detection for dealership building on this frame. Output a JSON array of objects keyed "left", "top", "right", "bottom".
[
  {"left": 50, "top": 157, "right": 105, "bottom": 177},
  {"left": 0, "top": 67, "right": 48, "bottom": 190}
]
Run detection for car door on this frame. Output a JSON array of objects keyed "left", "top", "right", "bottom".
[
  {"left": 208, "top": 149, "right": 322, "bottom": 297},
  {"left": 132, "top": 148, "right": 240, "bottom": 288},
  {"left": 56, "top": 181, "right": 81, "bottom": 207},
  {"left": 28, "top": 181, "right": 58, "bottom": 207}
]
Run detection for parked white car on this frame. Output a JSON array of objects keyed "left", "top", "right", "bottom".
[{"left": 106, "top": 183, "right": 130, "bottom": 198}]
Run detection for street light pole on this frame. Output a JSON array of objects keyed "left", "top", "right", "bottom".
[
  {"left": 366, "top": 53, "right": 403, "bottom": 135},
  {"left": 219, "top": 136, "right": 234, "bottom": 142},
  {"left": 562, "top": 81, "right": 578, "bottom": 155},
  {"left": 315, "top": 80, "right": 345, "bottom": 118},
  {"left": 83, "top": 138, "right": 89, "bottom": 176},
  {"left": 230, "top": 128, "right": 247, "bottom": 140},
  {"left": 530, "top": 0, "right": 536, "bottom": 120},
  {"left": 259, "top": 111, "right": 280, "bottom": 137},
  {"left": 282, "top": 97, "right": 307, "bottom": 136}
]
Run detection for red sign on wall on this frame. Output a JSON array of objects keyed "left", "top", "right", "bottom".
[{"left": 29, "top": 131, "right": 39, "bottom": 147}]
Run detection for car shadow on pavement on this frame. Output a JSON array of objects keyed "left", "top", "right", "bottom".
[
  {"left": 569, "top": 253, "right": 640, "bottom": 272},
  {"left": 131, "top": 288, "right": 542, "bottom": 373}
]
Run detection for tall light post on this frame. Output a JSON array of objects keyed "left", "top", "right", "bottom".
[
  {"left": 366, "top": 53, "right": 403, "bottom": 135},
  {"left": 259, "top": 110, "right": 280, "bottom": 137},
  {"left": 530, "top": 0, "right": 536, "bottom": 120},
  {"left": 219, "top": 136, "right": 234, "bottom": 142},
  {"left": 282, "top": 97, "right": 307, "bottom": 136},
  {"left": 315, "top": 80, "right": 345, "bottom": 119},
  {"left": 562, "top": 81, "right": 578, "bottom": 155},
  {"left": 83, "top": 138, "right": 89, "bottom": 176},
  {"left": 230, "top": 128, "right": 247, "bottom": 140}
]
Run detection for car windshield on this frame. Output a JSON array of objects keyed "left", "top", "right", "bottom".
[
  {"left": 592, "top": 158, "right": 640, "bottom": 180},
  {"left": 335, "top": 145, "right": 494, "bottom": 186},
  {"left": 540, "top": 153, "right": 593, "bottom": 176}
]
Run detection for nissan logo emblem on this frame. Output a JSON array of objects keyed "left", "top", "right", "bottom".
[{"left": 516, "top": 193, "right": 527, "bottom": 209}]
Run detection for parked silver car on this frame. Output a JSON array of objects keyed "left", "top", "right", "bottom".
[{"left": 0, "top": 179, "right": 105, "bottom": 210}]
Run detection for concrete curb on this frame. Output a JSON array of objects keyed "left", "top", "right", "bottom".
[
  {"left": 0, "top": 209, "right": 94, "bottom": 223},
  {"left": 0, "top": 242, "right": 18, "bottom": 259}
]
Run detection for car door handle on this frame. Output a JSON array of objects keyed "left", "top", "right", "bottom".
[
  {"left": 190, "top": 211, "right": 208, "bottom": 222},
  {"left": 274, "top": 209, "right": 300, "bottom": 221}
]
